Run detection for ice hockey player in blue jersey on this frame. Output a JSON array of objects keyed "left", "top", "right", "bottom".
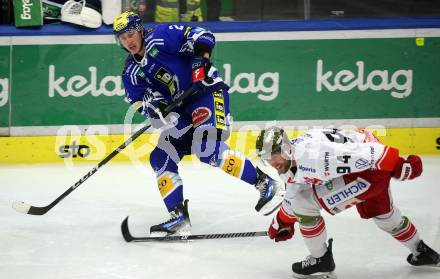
[{"left": 113, "top": 11, "right": 284, "bottom": 236}]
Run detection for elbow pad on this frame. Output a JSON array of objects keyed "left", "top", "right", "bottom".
[{"left": 188, "top": 27, "right": 215, "bottom": 55}]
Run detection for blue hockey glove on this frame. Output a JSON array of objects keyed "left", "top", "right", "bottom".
[{"left": 142, "top": 90, "right": 170, "bottom": 120}]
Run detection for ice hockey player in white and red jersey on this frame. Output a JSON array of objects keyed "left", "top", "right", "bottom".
[{"left": 256, "top": 127, "right": 440, "bottom": 279}]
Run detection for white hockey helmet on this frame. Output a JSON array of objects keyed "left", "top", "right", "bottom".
[{"left": 256, "top": 126, "right": 291, "bottom": 161}]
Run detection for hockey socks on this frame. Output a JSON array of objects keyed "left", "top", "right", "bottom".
[
  {"left": 299, "top": 216, "right": 328, "bottom": 258},
  {"left": 391, "top": 216, "right": 420, "bottom": 254},
  {"left": 157, "top": 171, "right": 184, "bottom": 211},
  {"left": 373, "top": 209, "right": 420, "bottom": 255},
  {"left": 218, "top": 149, "right": 257, "bottom": 185}
]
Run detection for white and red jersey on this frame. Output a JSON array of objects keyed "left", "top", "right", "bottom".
[{"left": 280, "top": 129, "right": 399, "bottom": 190}]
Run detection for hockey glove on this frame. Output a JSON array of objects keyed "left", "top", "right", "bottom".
[
  {"left": 268, "top": 208, "right": 297, "bottom": 242},
  {"left": 392, "top": 155, "right": 423, "bottom": 181},
  {"left": 142, "top": 90, "right": 170, "bottom": 124},
  {"left": 191, "top": 56, "right": 213, "bottom": 86}
]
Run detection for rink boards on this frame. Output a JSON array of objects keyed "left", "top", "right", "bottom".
[
  {"left": 1, "top": 19, "right": 440, "bottom": 164},
  {"left": 1, "top": 27, "right": 440, "bottom": 136},
  {"left": 1, "top": 127, "right": 439, "bottom": 164}
]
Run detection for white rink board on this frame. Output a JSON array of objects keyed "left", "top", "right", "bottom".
[{"left": 1, "top": 157, "right": 440, "bottom": 279}]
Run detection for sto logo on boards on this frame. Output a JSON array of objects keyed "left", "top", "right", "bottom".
[{"left": 58, "top": 141, "right": 90, "bottom": 158}]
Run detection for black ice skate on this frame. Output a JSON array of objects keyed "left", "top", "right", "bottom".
[
  {"left": 254, "top": 167, "right": 285, "bottom": 216},
  {"left": 407, "top": 240, "right": 440, "bottom": 267},
  {"left": 292, "top": 238, "right": 337, "bottom": 279},
  {"left": 150, "top": 199, "right": 191, "bottom": 237}
]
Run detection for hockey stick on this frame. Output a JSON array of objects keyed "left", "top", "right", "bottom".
[
  {"left": 12, "top": 87, "right": 197, "bottom": 216},
  {"left": 121, "top": 217, "right": 268, "bottom": 242}
]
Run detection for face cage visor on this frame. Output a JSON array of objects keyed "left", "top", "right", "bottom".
[{"left": 257, "top": 142, "right": 292, "bottom": 170}]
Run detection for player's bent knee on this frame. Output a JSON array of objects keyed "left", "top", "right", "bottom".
[
  {"left": 295, "top": 214, "right": 327, "bottom": 239},
  {"left": 294, "top": 213, "right": 323, "bottom": 226},
  {"left": 150, "top": 147, "right": 178, "bottom": 174},
  {"left": 193, "top": 126, "right": 230, "bottom": 165},
  {"left": 373, "top": 208, "right": 403, "bottom": 232}
]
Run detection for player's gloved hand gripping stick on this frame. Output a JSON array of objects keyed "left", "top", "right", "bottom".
[
  {"left": 191, "top": 56, "right": 214, "bottom": 92},
  {"left": 12, "top": 86, "right": 198, "bottom": 216}
]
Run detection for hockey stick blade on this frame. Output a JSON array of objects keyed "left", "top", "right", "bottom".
[
  {"left": 121, "top": 217, "right": 268, "bottom": 242},
  {"left": 12, "top": 201, "right": 32, "bottom": 214},
  {"left": 12, "top": 200, "right": 51, "bottom": 215}
]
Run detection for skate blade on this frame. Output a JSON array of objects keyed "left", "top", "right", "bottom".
[
  {"left": 260, "top": 189, "right": 286, "bottom": 216},
  {"left": 149, "top": 231, "right": 168, "bottom": 238},
  {"left": 149, "top": 229, "right": 192, "bottom": 238},
  {"left": 411, "top": 262, "right": 440, "bottom": 269},
  {"left": 292, "top": 271, "right": 337, "bottom": 279}
]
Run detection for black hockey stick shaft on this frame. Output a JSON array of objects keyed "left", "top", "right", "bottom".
[
  {"left": 13, "top": 87, "right": 197, "bottom": 216},
  {"left": 121, "top": 217, "right": 268, "bottom": 242}
]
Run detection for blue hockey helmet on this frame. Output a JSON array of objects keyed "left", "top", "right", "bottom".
[{"left": 113, "top": 11, "right": 144, "bottom": 37}]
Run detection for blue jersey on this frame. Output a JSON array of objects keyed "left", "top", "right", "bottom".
[{"left": 121, "top": 24, "right": 216, "bottom": 115}]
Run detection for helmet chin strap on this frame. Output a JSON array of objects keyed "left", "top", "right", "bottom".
[
  {"left": 133, "top": 49, "right": 147, "bottom": 66},
  {"left": 281, "top": 143, "right": 293, "bottom": 160}
]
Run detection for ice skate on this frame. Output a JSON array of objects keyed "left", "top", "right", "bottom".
[
  {"left": 254, "top": 167, "right": 285, "bottom": 216},
  {"left": 292, "top": 238, "right": 337, "bottom": 279},
  {"left": 407, "top": 240, "right": 440, "bottom": 267},
  {"left": 150, "top": 199, "right": 191, "bottom": 237}
]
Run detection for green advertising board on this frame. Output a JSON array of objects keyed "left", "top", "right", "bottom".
[
  {"left": 217, "top": 37, "right": 440, "bottom": 121},
  {"left": 5, "top": 32, "right": 440, "bottom": 129},
  {"left": 11, "top": 44, "right": 134, "bottom": 126},
  {"left": 0, "top": 45, "right": 10, "bottom": 129}
]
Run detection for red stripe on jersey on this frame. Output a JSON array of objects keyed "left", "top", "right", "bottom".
[
  {"left": 279, "top": 207, "right": 298, "bottom": 224},
  {"left": 300, "top": 218, "right": 326, "bottom": 238},
  {"left": 394, "top": 223, "right": 417, "bottom": 242},
  {"left": 375, "top": 146, "right": 388, "bottom": 169},
  {"left": 376, "top": 146, "right": 399, "bottom": 172}
]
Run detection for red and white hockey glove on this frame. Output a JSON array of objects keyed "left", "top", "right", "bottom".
[
  {"left": 268, "top": 208, "right": 298, "bottom": 242},
  {"left": 392, "top": 155, "right": 423, "bottom": 181}
]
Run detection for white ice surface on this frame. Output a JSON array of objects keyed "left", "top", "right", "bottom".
[{"left": 1, "top": 157, "right": 440, "bottom": 279}]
